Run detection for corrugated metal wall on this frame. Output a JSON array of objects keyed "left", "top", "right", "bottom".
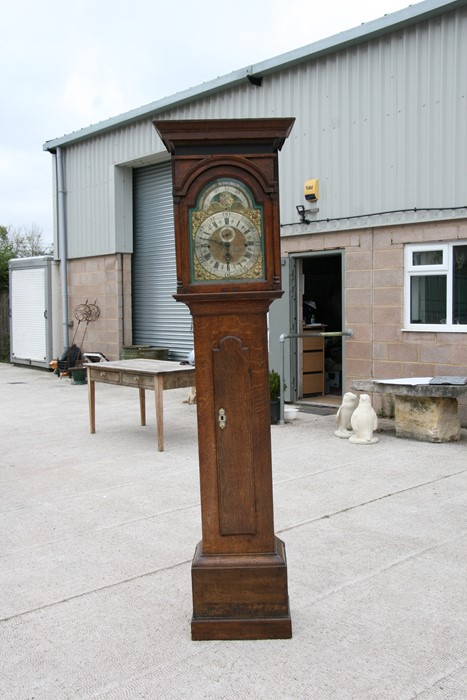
[
  {"left": 132, "top": 162, "right": 193, "bottom": 360},
  {"left": 157, "top": 7, "right": 467, "bottom": 232},
  {"left": 61, "top": 5, "right": 467, "bottom": 258},
  {"left": 63, "top": 126, "right": 165, "bottom": 258}
]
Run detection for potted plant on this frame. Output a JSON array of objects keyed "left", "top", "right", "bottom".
[
  {"left": 269, "top": 369, "right": 284, "bottom": 425},
  {"left": 70, "top": 361, "right": 87, "bottom": 385}
]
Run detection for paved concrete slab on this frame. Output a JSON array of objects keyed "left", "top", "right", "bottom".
[{"left": 0, "top": 363, "right": 466, "bottom": 699}]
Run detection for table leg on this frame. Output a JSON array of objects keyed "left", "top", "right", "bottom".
[
  {"left": 154, "top": 375, "right": 164, "bottom": 451},
  {"left": 88, "top": 371, "right": 96, "bottom": 434},
  {"left": 139, "top": 388, "right": 146, "bottom": 426}
]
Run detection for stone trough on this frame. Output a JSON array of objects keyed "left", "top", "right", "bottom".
[{"left": 351, "top": 377, "right": 467, "bottom": 442}]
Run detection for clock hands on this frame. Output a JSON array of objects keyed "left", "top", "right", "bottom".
[
  {"left": 194, "top": 213, "right": 261, "bottom": 279},
  {"left": 219, "top": 225, "right": 235, "bottom": 272},
  {"left": 204, "top": 226, "right": 236, "bottom": 270},
  {"left": 223, "top": 241, "right": 232, "bottom": 273},
  {"left": 202, "top": 237, "right": 232, "bottom": 270}
]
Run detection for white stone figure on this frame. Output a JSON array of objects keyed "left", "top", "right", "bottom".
[
  {"left": 349, "top": 394, "right": 379, "bottom": 444},
  {"left": 184, "top": 349, "right": 197, "bottom": 404},
  {"left": 334, "top": 392, "right": 358, "bottom": 438}
]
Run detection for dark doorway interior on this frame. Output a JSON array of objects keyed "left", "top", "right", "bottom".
[{"left": 302, "top": 254, "right": 343, "bottom": 397}]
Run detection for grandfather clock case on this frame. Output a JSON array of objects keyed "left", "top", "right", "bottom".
[{"left": 154, "top": 118, "right": 294, "bottom": 640}]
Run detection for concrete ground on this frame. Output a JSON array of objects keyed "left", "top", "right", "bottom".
[{"left": 1, "top": 362, "right": 466, "bottom": 700}]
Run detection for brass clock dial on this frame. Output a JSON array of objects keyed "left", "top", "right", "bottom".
[{"left": 190, "top": 179, "right": 264, "bottom": 282}]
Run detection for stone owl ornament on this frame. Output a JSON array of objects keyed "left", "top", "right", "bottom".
[
  {"left": 334, "top": 392, "right": 358, "bottom": 438},
  {"left": 349, "top": 394, "right": 379, "bottom": 444}
]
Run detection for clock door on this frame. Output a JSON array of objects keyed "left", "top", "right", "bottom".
[{"left": 213, "top": 335, "right": 256, "bottom": 536}]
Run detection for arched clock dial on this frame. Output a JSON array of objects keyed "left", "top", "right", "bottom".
[{"left": 190, "top": 178, "right": 264, "bottom": 282}]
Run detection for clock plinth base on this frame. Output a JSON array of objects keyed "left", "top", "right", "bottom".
[
  {"left": 191, "top": 538, "right": 292, "bottom": 641},
  {"left": 191, "top": 616, "right": 292, "bottom": 642}
]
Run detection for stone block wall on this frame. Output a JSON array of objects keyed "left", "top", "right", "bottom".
[
  {"left": 64, "top": 253, "right": 132, "bottom": 361},
  {"left": 282, "top": 218, "right": 467, "bottom": 425}
]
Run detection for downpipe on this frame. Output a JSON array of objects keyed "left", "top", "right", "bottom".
[{"left": 56, "top": 146, "right": 69, "bottom": 351}]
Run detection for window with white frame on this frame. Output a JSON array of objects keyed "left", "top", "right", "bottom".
[{"left": 404, "top": 242, "right": 467, "bottom": 330}]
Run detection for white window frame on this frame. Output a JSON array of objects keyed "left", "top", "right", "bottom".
[{"left": 404, "top": 242, "right": 467, "bottom": 332}]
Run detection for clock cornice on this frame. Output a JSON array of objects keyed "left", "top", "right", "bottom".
[{"left": 153, "top": 118, "right": 295, "bottom": 156}]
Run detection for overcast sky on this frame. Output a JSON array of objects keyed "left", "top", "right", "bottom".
[{"left": 1, "top": 0, "right": 414, "bottom": 245}]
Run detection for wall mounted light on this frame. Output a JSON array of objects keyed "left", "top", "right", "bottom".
[{"left": 296, "top": 205, "right": 310, "bottom": 224}]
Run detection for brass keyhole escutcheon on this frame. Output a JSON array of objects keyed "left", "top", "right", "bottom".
[{"left": 218, "top": 408, "right": 226, "bottom": 429}]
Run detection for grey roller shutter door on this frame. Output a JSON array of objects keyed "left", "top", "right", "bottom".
[{"left": 132, "top": 162, "right": 193, "bottom": 360}]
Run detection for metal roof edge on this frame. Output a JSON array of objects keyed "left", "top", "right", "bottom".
[
  {"left": 43, "top": 0, "right": 466, "bottom": 152},
  {"left": 43, "top": 68, "right": 250, "bottom": 152},
  {"left": 248, "top": 0, "right": 467, "bottom": 78}
]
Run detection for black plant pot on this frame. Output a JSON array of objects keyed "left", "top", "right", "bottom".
[
  {"left": 270, "top": 400, "right": 280, "bottom": 425},
  {"left": 70, "top": 367, "right": 87, "bottom": 385}
]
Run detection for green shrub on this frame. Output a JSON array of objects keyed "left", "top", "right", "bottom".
[{"left": 269, "top": 369, "right": 286, "bottom": 401}]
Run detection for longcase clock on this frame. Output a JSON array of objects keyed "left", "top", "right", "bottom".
[{"left": 154, "top": 118, "right": 295, "bottom": 640}]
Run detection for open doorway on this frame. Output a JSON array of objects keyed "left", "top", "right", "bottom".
[{"left": 298, "top": 253, "right": 343, "bottom": 401}]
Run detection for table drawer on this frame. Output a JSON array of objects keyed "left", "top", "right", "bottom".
[
  {"left": 121, "top": 373, "right": 154, "bottom": 390},
  {"left": 91, "top": 369, "right": 121, "bottom": 384},
  {"left": 162, "top": 372, "right": 195, "bottom": 390}
]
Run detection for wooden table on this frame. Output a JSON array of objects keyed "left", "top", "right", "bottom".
[{"left": 86, "top": 359, "right": 196, "bottom": 451}]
